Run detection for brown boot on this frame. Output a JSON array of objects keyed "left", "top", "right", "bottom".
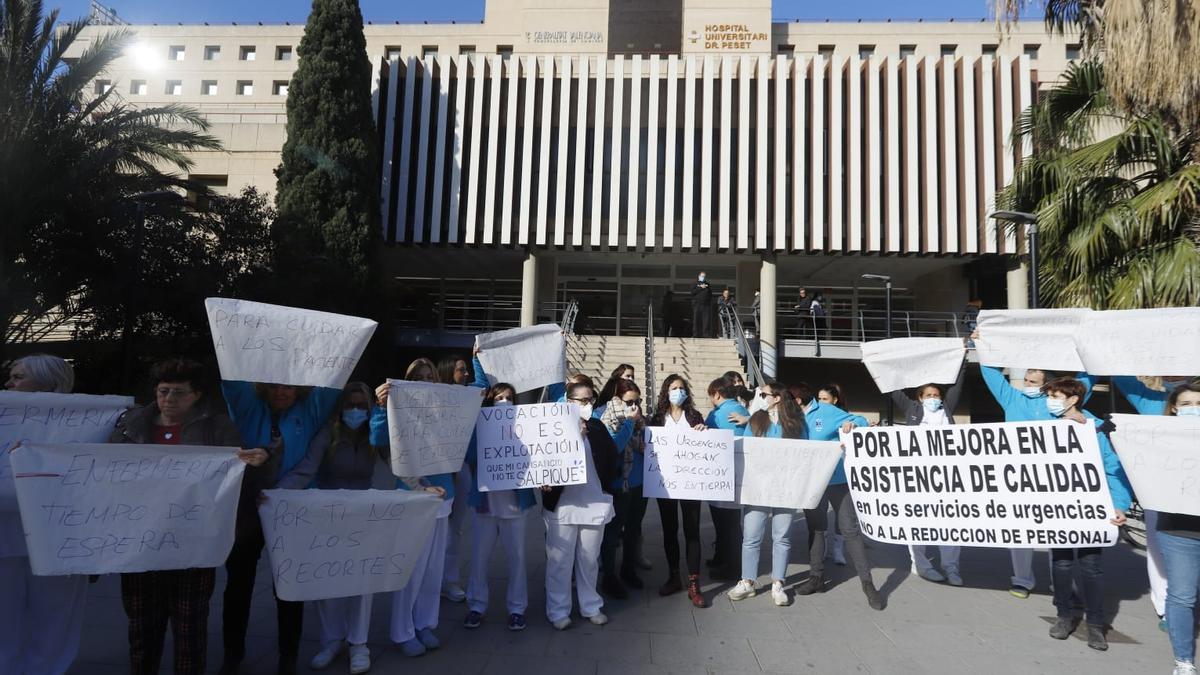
[
  {"left": 658, "top": 572, "right": 683, "bottom": 596},
  {"left": 687, "top": 574, "right": 708, "bottom": 608}
]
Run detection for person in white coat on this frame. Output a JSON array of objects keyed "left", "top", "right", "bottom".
[{"left": 542, "top": 382, "right": 620, "bottom": 630}]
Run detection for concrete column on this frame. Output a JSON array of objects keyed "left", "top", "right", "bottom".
[
  {"left": 521, "top": 250, "right": 538, "bottom": 327},
  {"left": 760, "top": 257, "right": 777, "bottom": 379},
  {"left": 1005, "top": 262, "right": 1029, "bottom": 385}
]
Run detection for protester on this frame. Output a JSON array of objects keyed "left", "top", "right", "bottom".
[
  {"left": 220, "top": 367, "right": 342, "bottom": 674},
  {"left": 690, "top": 271, "right": 713, "bottom": 337},
  {"left": 370, "top": 359, "right": 457, "bottom": 657},
  {"left": 891, "top": 370, "right": 966, "bottom": 586},
  {"left": 275, "top": 381, "right": 377, "bottom": 673},
  {"left": 1, "top": 355, "right": 89, "bottom": 675},
  {"left": 598, "top": 379, "right": 647, "bottom": 599},
  {"left": 439, "top": 352, "right": 481, "bottom": 605},
  {"left": 816, "top": 383, "right": 851, "bottom": 565},
  {"left": 542, "top": 382, "right": 620, "bottom": 629},
  {"left": 110, "top": 359, "right": 267, "bottom": 675},
  {"left": 650, "top": 375, "right": 710, "bottom": 607},
  {"left": 705, "top": 379, "right": 750, "bottom": 582},
  {"left": 597, "top": 363, "right": 636, "bottom": 404},
  {"left": 794, "top": 288, "right": 813, "bottom": 339},
  {"left": 464, "top": 383, "right": 536, "bottom": 632},
  {"left": 727, "top": 381, "right": 806, "bottom": 606},
  {"left": 718, "top": 287, "right": 737, "bottom": 338},
  {"left": 1040, "top": 376, "right": 1132, "bottom": 651}
]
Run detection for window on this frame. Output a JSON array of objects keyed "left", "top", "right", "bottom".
[
  {"left": 496, "top": 45, "right": 513, "bottom": 59},
  {"left": 1024, "top": 43, "right": 1040, "bottom": 59},
  {"left": 186, "top": 174, "right": 228, "bottom": 210},
  {"left": 421, "top": 45, "right": 438, "bottom": 58},
  {"left": 384, "top": 46, "right": 402, "bottom": 60},
  {"left": 940, "top": 44, "right": 957, "bottom": 57},
  {"left": 94, "top": 79, "right": 112, "bottom": 94},
  {"left": 899, "top": 44, "right": 917, "bottom": 59},
  {"left": 1065, "top": 43, "right": 1082, "bottom": 60},
  {"left": 236, "top": 80, "right": 253, "bottom": 96},
  {"left": 858, "top": 44, "right": 875, "bottom": 59},
  {"left": 203, "top": 45, "right": 221, "bottom": 61},
  {"left": 130, "top": 79, "right": 147, "bottom": 95},
  {"left": 166, "top": 79, "right": 182, "bottom": 95},
  {"left": 276, "top": 45, "right": 293, "bottom": 61},
  {"left": 817, "top": 44, "right": 835, "bottom": 59},
  {"left": 459, "top": 45, "right": 476, "bottom": 55},
  {"left": 981, "top": 44, "right": 998, "bottom": 57},
  {"left": 272, "top": 80, "right": 289, "bottom": 96},
  {"left": 168, "top": 45, "right": 185, "bottom": 61},
  {"left": 239, "top": 46, "right": 256, "bottom": 61},
  {"left": 201, "top": 80, "right": 218, "bottom": 96},
  {"left": 776, "top": 44, "right": 795, "bottom": 56}
]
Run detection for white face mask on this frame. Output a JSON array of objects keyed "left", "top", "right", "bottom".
[
  {"left": 922, "top": 398, "right": 943, "bottom": 413},
  {"left": 1023, "top": 386, "right": 1043, "bottom": 398},
  {"left": 698, "top": 275, "right": 706, "bottom": 283},
  {"left": 493, "top": 399, "right": 512, "bottom": 407},
  {"left": 1045, "top": 398, "right": 1067, "bottom": 416},
  {"left": 1176, "top": 406, "right": 1200, "bottom": 417},
  {"left": 577, "top": 403, "right": 594, "bottom": 420},
  {"left": 668, "top": 388, "right": 688, "bottom": 406},
  {"left": 747, "top": 389, "right": 770, "bottom": 414}
]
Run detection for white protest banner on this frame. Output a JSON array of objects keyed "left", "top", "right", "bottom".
[
  {"left": 1108, "top": 413, "right": 1200, "bottom": 516},
  {"left": 1074, "top": 308, "right": 1200, "bottom": 376},
  {"left": 0, "top": 392, "right": 133, "bottom": 512},
  {"left": 843, "top": 421, "right": 1119, "bottom": 548},
  {"left": 386, "top": 380, "right": 483, "bottom": 477},
  {"left": 205, "top": 298, "right": 377, "bottom": 389},
  {"left": 735, "top": 437, "right": 842, "bottom": 510},
  {"left": 474, "top": 402, "right": 587, "bottom": 491},
  {"left": 474, "top": 324, "right": 565, "bottom": 394},
  {"left": 259, "top": 488, "right": 442, "bottom": 601},
  {"left": 10, "top": 442, "right": 244, "bottom": 575},
  {"left": 643, "top": 427, "right": 736, "bottom": 501},
  {"left": 860, "top": 338, "right": 965, "bottom": 393},
  {"left": 974, "top": 309, "right": 1088, "bottom": 372}
]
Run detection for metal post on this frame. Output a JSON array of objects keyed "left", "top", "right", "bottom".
[
  {"left": 884, "top": 278, "right": 893, "bottom": 424},
  {"left": 1028, "top": 223, "right": 1040, "bottom": 309}
]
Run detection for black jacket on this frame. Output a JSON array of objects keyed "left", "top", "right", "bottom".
[
  {"left": 542, "top": 418, "right": 620, "bottom": 512},
  {"left": 690, "top": 281, "right": 713, "bottom": 309}
]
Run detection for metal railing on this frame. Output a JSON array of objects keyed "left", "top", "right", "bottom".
[
  {"left": 720, "top": 303, "right": 765, "bottom": 387},
  {"left": 645, "top": 301, "right": 656, "bottom": 402},
  {"left": 778, "top": 308, "right": 970, "bottom": 342},
  {"left": 558, "top": 299, "right": 579, "bottom": 335}
]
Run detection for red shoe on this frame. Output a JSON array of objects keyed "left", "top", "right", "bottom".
[{"left": 687, "top": 574, "right": 708, "bottom": 608}]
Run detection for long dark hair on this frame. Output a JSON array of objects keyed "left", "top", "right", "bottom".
[
  {"left": 651, "top": 373, "right": 699, "bottom": 425},
  {"left": 749, "top": 381, "right": 806, "bottom": 439},
  {"left": 598, "top": 363, "right": 636, "bottom": 403},
  {"left": 437, "top": 354, "right": 468, "bottom": 385}
]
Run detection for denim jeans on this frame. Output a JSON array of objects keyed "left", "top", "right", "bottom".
[
  {"left": 1051, "top": 547, "right": 1104, "bottom": 626},
  {"left": 741, "top": 507, "right": 794, "bottom": 582},
  {"left": 1158, "top": 531, "right": 1200, "bottom": 664}
]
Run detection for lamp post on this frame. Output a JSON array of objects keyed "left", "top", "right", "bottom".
[
  {"left": 862, "top": 273, "right": 893, "bottom": 424},
  {"left": 988, "top": 210, "right": 1039, "bottom": 309}
]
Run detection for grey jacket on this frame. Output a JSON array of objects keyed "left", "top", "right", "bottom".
[
  {"left": 277, "top": 422, "right": 376, "bottom": 490},
  {"left": 890, "top": 365, "right": 966, "bottom": 426}
]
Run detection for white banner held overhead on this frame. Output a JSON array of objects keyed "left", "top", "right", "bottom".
[
  {"left": 474, "top": 402, "right": 587, "bottom": 491},
  {"left": 205, "top": 298, "right": 377, "bottom": 389},
  {"left": 974, "top": 309, "right": 1088, "bottom": 372},
  {"left": 843, "top": 421, "right": 1119, "bottom": 548},
  {"left": 386, "top": 380, "right": 483, "bottom": 477},
  {"left": 860, "top": 338, "right": 965, "bottom": 393},
  {"left": 1108, "top": 413, "right": 1200, "bottom": 516},
  {"left": 0, "top": 392, "right": 133, "bottom": 512},
  {"left": 1074, "top": 308, "right": 1200, "bottom": 376},
  {"left": 643, "top": 427, "right": 736, "bottom": 501},
  {"left": 259, "top": 488, "right": 442, "bottom": 602},
  {"left": 474, "top": 324, "right": 565, "bottom": 394},
  {"left": 735, "top": 437, "right": 842, "bottom": 510},
  {"left": 11, "top": 442, "right": 244, "bottom": 575}
]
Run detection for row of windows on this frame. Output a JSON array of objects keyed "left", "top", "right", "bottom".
[
  {"left": 95, "top": 78, "right": 289, "bottom": 96},
  {"left": 163, "top": 44, "right": 293, "bottom": 61},
  {"left": 383, "top": 44, "right": 513, "bottom": 61},
  {"left": 781, "top": 42, "right": 1080, "bottom": 61}
]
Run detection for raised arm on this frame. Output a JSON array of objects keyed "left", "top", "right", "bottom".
[
  {"left": 944, "top": 363, "right": 968, "bottom": 416},
  {"left": 1112, "top": 376, "right": 1167, "bottom": 415},
  {"left": 220, "top": 380, "right": 261, "bottom": 424},
  {"left": 470, "top": 355, "right": 490, "bottom": 389},
  {"left": 981, "top": 365, "right": 1023, "bottom": 412}
]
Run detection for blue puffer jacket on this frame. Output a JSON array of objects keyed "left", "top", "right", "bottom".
[
  {"left": 981, "top": 366, "right": 1096, "bottom": 422},
  {"left": 221, "top": 380, "right": 341, "bottom": 479}
]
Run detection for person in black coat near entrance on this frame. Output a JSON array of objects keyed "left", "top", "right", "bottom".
[{"left": 690, "top": 272, "right": 713, "bottom": 337}]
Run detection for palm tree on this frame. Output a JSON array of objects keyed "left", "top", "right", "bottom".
[
  {"left": 1000, "top": 59, "right": 1200, "bottom": 309},
  {"left": 0, "top": 0, "right": 221, "bottom": 350}
]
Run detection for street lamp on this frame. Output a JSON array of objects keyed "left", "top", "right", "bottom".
[
  {"left": 988, "top": 210, "right": 1039, "bottom": 309},
  {"left": 862, "top": 273, "right": 893, "bottom": 424}
]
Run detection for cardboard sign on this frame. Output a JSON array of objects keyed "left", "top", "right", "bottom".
[
  {"left": 474, "top": 403, "right": 587, "bottom": 491},
  {"left": 643, "top": 427, "right": 736, "bottom": 501}
]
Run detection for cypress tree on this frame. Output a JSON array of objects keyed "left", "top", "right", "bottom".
[{"left": 273, "top": 0, "right": 379, "bottom": 306}]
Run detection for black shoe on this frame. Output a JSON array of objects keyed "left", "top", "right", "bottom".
[
  {"left": 795, "top": 574, "right": 825, "bottom": 596},
  {"left": 1049, "top": 616, "right": 1079, "bottom": 640},
  {"left": 1087, "top": 624, "right": 1108, "bottom": 651},
  {"left": 602, "top": 574, "right": 630, "bottom": 599},
  {"left": 862, "top": 580, "right": 885, "bottom": 610},
  {"left": 620, "top": 567, "right": 644, "bottom": 590}
]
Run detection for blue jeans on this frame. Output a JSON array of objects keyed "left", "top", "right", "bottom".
[
  {"left": 741, "top": 507, "right": 794, "bottom": 582},
  {"left": 1159, "top": 531, "right": 1200, "bottom": 664},
  {"left": 1051, "top": 547, "right": 1104, "bottom": 625}
]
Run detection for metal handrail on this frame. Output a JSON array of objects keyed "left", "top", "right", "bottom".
[
  {"left": 645, "top": 301, "right": 656, "bottom": 402},
  {"left": 721, "top": 303, "right": 765, "bottom": 387},
  {"left": 559, "top": 299, "right": 579, "bottom": 335}
]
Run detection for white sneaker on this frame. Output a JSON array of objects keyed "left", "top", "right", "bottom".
[
  {"left": 946, "top": 570, "right": 964, "bottom": 587},
  {"left": 770, "top": 581, "right": 789, "bottom": 606},
  {"left": 441, "top": 583, "right": 466, "bottom": 602},
  {"left": 588, "top": 613, "right": 609, "bottom": 626},
  {"left": 832, "top": 534, "right": 846, "bottom": 566},
  {"left": 727, "top": 580, "right": 756, "bottom": 601},
  {"left": 348, "top": 644, "right": 370, "bottom": 675},
  {"left": 1175, "top": 661, "right": 1198, "bottom": 675},
  {"left": 916, "top": 568, "right": 947, "bottom": 583},
  {"left": 551, "top": 617, "right": 572, "bottom": 631},
  {"left": 309, "top": 640, "right": 345, "bottom": 670}
]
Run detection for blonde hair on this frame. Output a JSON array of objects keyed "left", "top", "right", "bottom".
[
  {"left": 405, "top": 358, "right": 439, "bottom": 382},
  {"left": 12, "top": 354, "right": 74, "bottom": 393}
]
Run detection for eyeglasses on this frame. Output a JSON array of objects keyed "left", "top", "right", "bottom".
[
  {"left": 624, "top": 398, "right": 642, "bottom": 406},
  {"left": 567, "top": 396, "right": 595, "bottom": 405},
  {"left": 156, "top": 387, "right": 194, "bottom": 398},
  {"left": 758, "top": 392, "right": 777, "bottom": 399}
]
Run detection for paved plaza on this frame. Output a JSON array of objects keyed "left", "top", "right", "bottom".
[{"left": 73, "top": 502, "right": 1173, "bottom": 675}]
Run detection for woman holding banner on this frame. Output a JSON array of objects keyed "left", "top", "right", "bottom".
[
  {"left": 651, "top": 375, "right": 710, "bottom": 607},
  {"left": 598, "top": 379, "right": 647, "bottom": 599},
  {"left": 1155, "top": 382, "right": 1200, "bottom": 675},
  {"left": 542, "top": 381, "right": 620, "bottom": 629},
  {"left": 727, "top": 381, "right": 807, "bottom": 606},
  {"left": 705, "top": 379, "right": 751, "bottom": 583},
  {"left": 275, "top": 381, "right": 377, "bottom": 674},
  {"left": 111, "top": 358, "right": 267, "bottom": 675}
]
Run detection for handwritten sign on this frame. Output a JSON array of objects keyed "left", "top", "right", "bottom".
[
  {"left": 643, "top": 427, "right": 736, "bottom": 501},
  {"left": 1075, "top": 308, "right": 1200, "bottom": 376},
  {"left": 843, "top": 421, "right": 1118, "bottom": 548},
  {"left": 205, "top": 298, "right": 377, "bottom": 388},
  {"left": 475, "top": 324, "right": 565, "bottom": 394},
  {"left": 11, "top": 442, "right": 244, "bottom": 575},
  {"left": 975, "top": 309, "right": 1088, "bottom": 372},
  {"left": 474, "top": 403, "right": 586, "bottom": 491},
  {"left": 1108, "top": 413, "right": 1200, "bottom": 516},
  {"left": 386, "top": 380, "right": 482, "bottom": 477},
  {"left": 259, "top": 488, "right": 442, "bottom": 601},
  {"left": 735, "top": 437, "right": 842, "bottom": 510},
  {"left": 0, "top": 392, "right": 132, "bottom": 512},
  {"left": 860, "top": 338, "right": 965, "bottom": 393}
]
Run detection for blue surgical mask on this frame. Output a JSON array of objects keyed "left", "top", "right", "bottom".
[
  {"left": 698, "top": 275, "right": 706, "bottom": 283},
  {"left": 1023, "top": 387, "right": 1043, "bottom": 398},
  {"left": 1045, "top": 398, "right": 1067, "bottom": 417},
  {"left": 493, "top": 399, "right": 512, "bottom": 407},
  {"left": 1177, "top": 406, "right": 1200, "bottom": 417},
  {"left": 922, "top": 398, "right": 943, "bottom": 413},
  {"left": 668, "top": 389, "right": 688, "bottom": 406},
  {"left": 341, "top": 408, "right": 368, "bottom": 429}
]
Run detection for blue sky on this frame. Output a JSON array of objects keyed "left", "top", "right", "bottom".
[{"left": 58, "top": 0, "right": 1007, "bottom": 25}]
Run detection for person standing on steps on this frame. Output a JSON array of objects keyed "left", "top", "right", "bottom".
[
  {"left": 690, "top": 272, "right": 713, "bottom": 337},
  {"left": 717, "top": 287, "right": 737, "bottom": 338}
]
